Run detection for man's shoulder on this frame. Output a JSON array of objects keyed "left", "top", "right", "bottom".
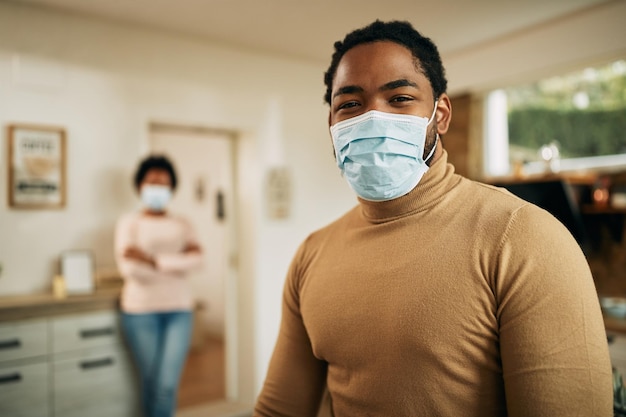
[
  {"left": 456, "top": 176, "right": 576, "bottom": 241},
  {"left": 451, "top": 176, "right": 570, "bottom": 235},
  {"left": 455, "top": 176, "right": 531, "bottom": 212}
]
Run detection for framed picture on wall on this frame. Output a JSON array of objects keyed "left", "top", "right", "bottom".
[{"left": 7, "top": 124, "right": 67, "bottom": 209}]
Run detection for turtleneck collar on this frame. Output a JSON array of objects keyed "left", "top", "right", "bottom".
[{"left": 358, "top": 149, "right": 461, "bottom": 222}]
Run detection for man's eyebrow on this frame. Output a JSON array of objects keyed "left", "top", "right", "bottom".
[
  {"left": 333, "top": 85, "right": 364, "bottom": 98},
  {"left": 380, "top": 79, "right": 419, "bottom": 91}
]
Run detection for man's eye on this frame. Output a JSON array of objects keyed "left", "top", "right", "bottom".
[
  {"left": 391, "top": 96, "right": 413, "bottom": 103},
  {"left": 337, "top": 101, "right": 359, "bottom": 110}
]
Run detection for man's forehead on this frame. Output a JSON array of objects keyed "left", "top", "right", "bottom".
[
  {"left": 340, "top": 41, "right": 415, "bottom": 62},
  {"left": 334, "top": 41, "right": 425, "bottom": 84},
  {"left": 333, "top": 69, "right": 427, "bottom": 93}
]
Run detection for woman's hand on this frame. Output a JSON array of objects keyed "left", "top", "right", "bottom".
[{"left": 124, "top": 247, "right": 156, "bottom": 267}]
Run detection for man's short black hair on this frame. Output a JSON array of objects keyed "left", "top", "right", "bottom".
[
  {"left": 323, "top": 20, "right": 447, "bottom": 105},
  {"left": 133, "top": 155, "right": 178, "bottom": 191}
]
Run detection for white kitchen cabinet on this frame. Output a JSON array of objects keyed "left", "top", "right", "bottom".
[
  {"left": 0, "top": 319, "right": 50, "bottom": 417},
  {"left": 0, "top": 310, "right": 138, "bottom": 417},
  {"left": 51, "top": 310, "right": 121, "bottom": 353},
  {"left": 0, "top": 320, "right": 48, "bottom": 363},
  {"left": 53, "top": 344, "right": 137, "bottom": 417},
  {"left": 0, "top": 361, "right": 49, "bottom": 417}
]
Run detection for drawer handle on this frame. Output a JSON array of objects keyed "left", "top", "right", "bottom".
[
  {"left": 79, "top": 327, "right": 114, "bottom": 339},
  {"left": 0, "top": 339, "right": 21, "bottom": 350},
  {"left": 80, "top": 357, "right": 114, "bottom": 370},
  {"left": 0, "top": 373, "right": 22, "bottom": 385}
]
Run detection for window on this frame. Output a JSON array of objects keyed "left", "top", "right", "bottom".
[{"left": 484, "top": 59, "right": 626, "bottom": 177}]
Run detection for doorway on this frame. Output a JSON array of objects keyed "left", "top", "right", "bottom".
[{"left": 149, "top": 123, "right": 237, "bottom": 409}]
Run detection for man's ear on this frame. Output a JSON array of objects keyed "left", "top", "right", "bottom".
[
  {"left": 435, "top": 94, "right": 452, "bottom": 135},
  {"left": 328, "top": 111, "right": 332, "bottom": 128}
]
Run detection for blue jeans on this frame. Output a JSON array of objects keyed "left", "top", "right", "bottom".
[{"left": 121, "top": 311, "right": 193, "bottom": 417}]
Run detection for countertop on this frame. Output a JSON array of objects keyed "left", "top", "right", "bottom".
[{"left": 0, "top": 289, "right": 121, "bottom": 322}]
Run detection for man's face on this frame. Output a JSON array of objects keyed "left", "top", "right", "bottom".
[{"left": 328, "top": 40, "right": 451, "bottom": 155}]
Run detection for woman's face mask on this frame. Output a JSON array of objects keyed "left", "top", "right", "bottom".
[
  {"left": 330, "top": 102, "right": 438, "bottom": 201},
  {"left": 141, "top": 185, "right": 172, "bottom": 212}
]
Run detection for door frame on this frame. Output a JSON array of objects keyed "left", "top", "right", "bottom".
[{"left": 148, "top": 121, "right": 254, "bottom": 405}]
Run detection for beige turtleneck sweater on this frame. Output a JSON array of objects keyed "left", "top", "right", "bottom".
[{"left": 254, "top": 151, "right": 612, "bottom": 417}]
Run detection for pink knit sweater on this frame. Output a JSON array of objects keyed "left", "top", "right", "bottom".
[{"left": 114, "top": 212, "right": 202, "bottom": 313}]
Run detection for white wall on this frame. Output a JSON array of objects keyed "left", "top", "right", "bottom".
[{"left": 0, "top": 1, "right": 355, "bottom": 403}]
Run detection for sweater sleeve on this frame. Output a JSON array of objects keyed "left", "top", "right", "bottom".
[
  {"left": 255, "top": 243, "right": 327, "bottom": 417},
  {"left": 114, "top": 214, "right": 163, "bottom": 284},
  {"left": 495, "top": 204, "right": 613, "bottom": 417},
  {"left": 154, "top": 217, "right": 203, "bottom": 273}
]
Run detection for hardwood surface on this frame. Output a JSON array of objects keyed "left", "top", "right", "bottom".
[
  {"left": 178, "top": 337, "right": 226, "bottom": 409},
  {"left": 177, "top": 401, "right": 252, "bottom": 417},
  {"left": 0, "top": 289, "right": 120, "bottom": 322}
]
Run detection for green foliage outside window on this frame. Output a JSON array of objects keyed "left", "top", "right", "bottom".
[
  {"left": 506, "top": 60, "right": 626, "bottom": 159},
  {"left": 509, "top": 108, "right": 626, "bottom": 158}
]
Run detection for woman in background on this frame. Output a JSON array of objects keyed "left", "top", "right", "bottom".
[{"left": 115, "top": 155, "right": 202, "bottom": 417}]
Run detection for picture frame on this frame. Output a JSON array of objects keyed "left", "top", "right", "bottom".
[
  {"left": 7, "top": 124, "right": 66, "bottom": 209},
  {"left": 61, "top": 250, "right": 95, "bottom": 295}
]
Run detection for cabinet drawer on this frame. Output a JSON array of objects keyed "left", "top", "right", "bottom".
[
  {"left": 51, "top": 311, "right": 121, "bottom": 353},
  {"left": 0, "top": 361, "right": 49, "bottom": 417},
  {"left": 53, "top": 345, "right": 137, "bottom": 417},
  {"left": 0, "top": 320, "right": 47, "bottom": 362}
]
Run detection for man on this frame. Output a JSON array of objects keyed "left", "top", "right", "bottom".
[{"left": 255, "top": 20, "right": 612, "bottom": 417}]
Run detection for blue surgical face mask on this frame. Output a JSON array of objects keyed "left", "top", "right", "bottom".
[
  {"left": 330, "top": 103, "right": 439, "bottom": 201},
  {"left": 141, "top": 185, "right": 172, "bottom": 211}
]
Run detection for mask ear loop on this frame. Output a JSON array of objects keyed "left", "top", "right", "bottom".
[
  {"left": 427, "top": 100, "right": 439, "bottom": 124},
  {"left": 424, "top": 134, "right": 439, "bottom": 163},
  {"left": 424, "top": 101, "right": 439, "bottom": 163}
]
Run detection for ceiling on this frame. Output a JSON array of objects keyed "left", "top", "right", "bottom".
[{"left": 7, "top": 0, "right": 612, "bottom": 64}]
